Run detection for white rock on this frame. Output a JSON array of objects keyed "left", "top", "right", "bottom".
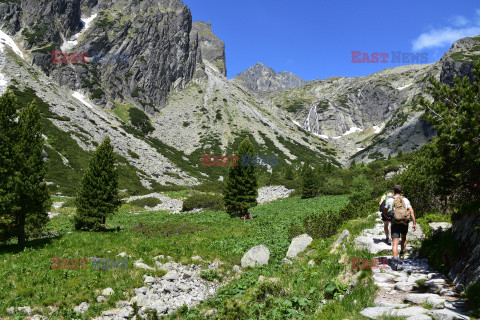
[
  {"left": 241, "top": 245, "right": 270, "bottom": 268},
  {"left": 102, "top": 288, "right": 114, "bottom": 296},
  {"left": 6, "top": 307, "right": 16, "bottom": 314},
  {"left": 404, "top": 293, "right": 445, "bottom": 308},
  {"left": 144, "top": 276, "right": 156, "bottom": 284},
  {"left": 164, "top": 270, "right": 180, "bottom": 281},
  {"left": 232, "top": 265, "right": 242, "bottom": 273},
  {"left": 428, "top": 222, "right": 452, "bottom": 234},
  {"left": 286, "top": 234, "right": 313, "bottom": 259},
  {"left": 282, "top": 258, "right": 292, "bottom": 265},
  {"left": 429, "top": 308, "right": 470, "bottom": 320},
  {"left": 406, "top": 314, "right": 432, "bottom": 320},
  {"left": 117, "top": 252, "right": 129, "bottom": 257},
  {"left": 97, "top": 295, "right": 107, "bottom": 303},
  {"left": 17, "top": 306, "right": 32, "bottom": 315},
  {"left": 389, "top": 306, "right": 429, "bottom": 317},
  {"left": 333, "top": 229, "right": 350, "bottom": 245},
  {"left": 191, "top": 255, "right": 202, "bottom": 261},
  {"left": 359, "top": 306, "right": 393, "bottom": 319},
  {"left": 395, "top": 282, "right": 414, "bottom": 291},
  {"left": 373, "top": 273, "right": 396, "bottom": 283},
  {"left": 74, "top": 302, "right": 89, "bottom": 314}
]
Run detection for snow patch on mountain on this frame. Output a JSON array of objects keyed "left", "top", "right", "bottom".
[
  {"left": 0, "top": 30, "right": 24, "bottom": 58},
  {"left": 397, "top": 83, "right": 413, "bottom": 90},
  {"left": 343, "top": 127, "right": 363, "bottom": 136},
  {"left": 61, "top": 13, "right": 98, "bottom": 52}
]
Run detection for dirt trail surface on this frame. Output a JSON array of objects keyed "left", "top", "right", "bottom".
[{"left": 356, "top": 212, "right": 474, "bottom": 320}]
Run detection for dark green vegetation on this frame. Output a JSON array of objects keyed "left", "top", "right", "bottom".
[
  {"left": 182, "top": 193, "right": 224, "bottom": 212},
  {"left": 129, "top": 107, "right": 154, "bottom": 135},
  {"left": 74, "top": 137, "right": 121, "bottom": 231},
  {"left": 399, "top": 61, "right": 480, "bottom": 214},
  {"left": 0, "top": 91, "right": 51, "bottom": 246},
  {"left": 129, "top": 197, "right": 163, "bottom": 208},
  {"left": 224, "top": 138, "right": 258, "bottom": 217}
]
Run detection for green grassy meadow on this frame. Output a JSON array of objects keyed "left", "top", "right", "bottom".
[{"left": 0, "top": 194, "right": 383, "bottom": 319}]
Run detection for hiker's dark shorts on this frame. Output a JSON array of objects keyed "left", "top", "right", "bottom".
[
  {"left": 391, "top": 223, "right": 409, "bottom": 238},
  {"left": 381, "top": 211, "right": 393, "bottom": 222}
]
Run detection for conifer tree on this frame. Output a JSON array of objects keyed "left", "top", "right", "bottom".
[
  {"left": 16, "top": 101, "right": 51, "bottom": 244},
  {"left": 0, "top": 92, "right": 50, "bottom": 245},
  {"left": 301, "top": 162, "right": 318, "bottom": 199},
  {"left": 0, "top": 92, "right": 20, "bottom": 242},
  {"left": 74, "top": 137, "right": 121, "bottom": 230},
  {"left": 223, "top": 138, "right": 258, "bottom": 217},
  {"left": 283, "top": 165, "right": 295, "bottom": 180}
]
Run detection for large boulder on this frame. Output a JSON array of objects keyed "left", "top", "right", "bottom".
[
  {"left": 241, "top": 245, "right": 270, "bottom": 268},
  {"left": 429, "top": 222, "right": 452, "bottom": 235},
  {"left": 286, "top": 234, "right": 313, "bottom": 259}
]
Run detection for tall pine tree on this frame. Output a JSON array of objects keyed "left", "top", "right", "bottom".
[
  {"left": 74, "top": 137, "right": 121, "bottom": 230},
  {"left": 223, "top": 138, "right": 258, "bottom": 218},
  {"left": 16, "top": 101, "right": 51, "bottom": 245},
  {"left": 300, "top": 162, "right": 318, "bottom": 199},
  {"left": 0, "top": 91, "right": 20, "bottom": 242},
  {"left": 0, "top": 91, "right": 50, "bottom": 245}
]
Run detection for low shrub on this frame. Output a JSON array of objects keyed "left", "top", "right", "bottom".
[
  {"left": 466, "top": 281, "right": 480, "bottom": 317},
  {"left": 182, "top": 193, "right": 224, "bottom": 212},
  {"left": 132, "top": 221, "right": 209, "bottom": 237},
  {"left": 418, "top": 229, "right": 459, "bottom": 274},
  {"left": 129, "top": 197, "right": 162, "bottom": 208}
]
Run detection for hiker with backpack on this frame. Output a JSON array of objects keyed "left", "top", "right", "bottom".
[
  {"left": 379, "top": 190, "right": 394, "bottom": 245},
  {"left": 382, "top": 185, "right": 417, "bottom": 270}
]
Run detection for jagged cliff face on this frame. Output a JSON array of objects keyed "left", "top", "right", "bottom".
[
  {"left": 192, "top": 21, "right": 226, "bottom": 76},
  {"left": 265, "top": 36, "right": 480, "bottom": 165},
  {"left": 1, "top": 0, "right": 203, "bottom": 110},
  {"left": 0, "top": 0, "right": 336, "bottom": 193},
  {"left": 233, "top": 62, "right": 307, "bottom": 94}
]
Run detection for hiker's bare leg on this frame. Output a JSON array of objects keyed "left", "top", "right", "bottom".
[
  {"left": 384, "top": 221, "right": 390, "bottom": 238},
  {"left": 392, "top": 237, "right": 399, "bottom": 258},
  {"left": 401, "top": 234, "right": 407, "bottom": 252}
]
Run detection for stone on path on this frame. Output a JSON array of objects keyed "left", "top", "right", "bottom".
[
  {"left": 407, "top": 314, "right": 432, "bottom": 320},
  {"left": 286, "top": 234, "right": 313, "bottom": 259},
  {"left": 373, "top": 273, "right": 396, "bottom": 283},
  {"left": 359, "top": 306, "right": 393, "bottom": 319},
  {"left": 428, "top": 308, "right": 470, "bottom": 320},
  {"left": 241, "top": 245, "right": 270, "bottom": 268},
  {"left": 404, "top": 293, "right": 445, "bottom": 308},
  {"left": 389, "top": 306, "right": 429, "bottom": 317},
  {"left": 395, "top": 282, "right": 414, "bottom": 291}
]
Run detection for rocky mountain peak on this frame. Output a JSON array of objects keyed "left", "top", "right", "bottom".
[
  {"left": 192, "top": 20, "right": 227, "bottom": 76},
  {"left": 233, "top": 62, "right": 307, "bottom": 94}
]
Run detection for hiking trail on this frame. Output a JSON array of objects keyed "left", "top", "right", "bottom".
[{"left": 355, "top": 211, "right": 473, "bottom": 320}]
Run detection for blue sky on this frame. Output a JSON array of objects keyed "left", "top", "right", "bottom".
[{"left": 183, "top": 0, "right": 480, "bottom": 81}]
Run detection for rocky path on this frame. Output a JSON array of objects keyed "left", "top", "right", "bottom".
[{"left": 356, "top": 212, "right": 473, "bottom": 319}]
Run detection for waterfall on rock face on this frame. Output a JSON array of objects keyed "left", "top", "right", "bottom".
[{"left": 302, "top": 102, "right": 320, "bottom": 134}]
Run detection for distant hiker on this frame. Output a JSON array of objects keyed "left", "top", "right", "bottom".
[
  {"left": 383, "top": 185, "right": 416, "bottom": 270},
  {"left": 379, "top": 190, "right": 394, "bottom": 244}
]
